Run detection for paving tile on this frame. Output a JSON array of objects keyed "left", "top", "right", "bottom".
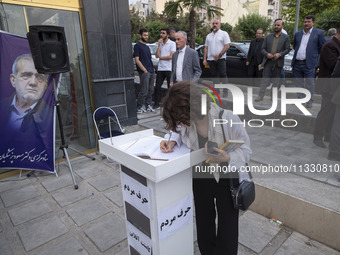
[
  {"left": 115, "top": 246, "right": 129, "bottom": 255},
  {"left": 238, "top": 244, "right": 257, "bottom": 255},
  {"left": 1, "top": 185, "right": 40, "bottom": 207},
  {"left": 8, "top": 198, "right": 53, "bottom": 226},
  {"left": 17, "top": 216, "right": 68, "bottom": 252},
  {"left": 0, "top": 232, "right": 13, "bottom": 255},
  {"left": 52, "top": 186, "right": 92, "bottom": 207},
  {"left": 239, "top": 210, "right": 281, "bottom": 253},
  {"left": 275, "top": 232, "right": 340, "bottom": 255},
  {"left": 38, "top": 237, "right": 89, "bottom": 255},
  {"left": 66, "top": 197, "right": 111, "bottom": 226},
  {"left": 73, "top": 160, "right": 113, "bottom": 179},
  {"left": 104, "top": 188, "right": 124, "bottom": 207},
  {"left": 41, "top": 173, "right": 80, "bottom": 192},
  {"left": 88, "top": 173, "right": 121, "bottom": 192},
  {"left": 0, "top": 177, "right": 30, "bottom": 193},
  {"left": 84, "top": 214, "right": 126, "bottom": 252}
]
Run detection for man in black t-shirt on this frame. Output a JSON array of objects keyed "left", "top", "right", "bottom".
[{"left": 133, "top": 28, "right": 155, "bottom": 113}]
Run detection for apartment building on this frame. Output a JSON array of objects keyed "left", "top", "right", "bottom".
[
  {"left": 146, "top": 0, "right": 282, "bottom": 26},
  {"left": 129, "top": 0, "right": 150, "bottom": 18}
]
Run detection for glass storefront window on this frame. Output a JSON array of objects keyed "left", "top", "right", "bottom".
[{"left": 0, "top": 3, "right": 95, "bottom": 158}]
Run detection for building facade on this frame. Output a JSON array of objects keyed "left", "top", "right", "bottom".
[
  {"left": 129, "top": 0, "right": 150, "bottom": 18},
  {"left": 149, "top": 0, "right": 282, "bottom": 26},
  {"left": 0, "top": 0, "right": 136, "bottom": 172}
]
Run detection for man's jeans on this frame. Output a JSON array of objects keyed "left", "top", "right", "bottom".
[
  {"left": 208, "top": 59, "right": 228, "bottom": 95},
  {"left": 137, "top": 71, "right": 155, "bottom": 108},
  {"left": 293, "top": 61, "right": 315, "bottom": 104},
  {"left": 154, "top": 71, "right": 171, "bottom": 106},
  {"left": 208, "top": 59, "right": 227, "bottom": 80}
]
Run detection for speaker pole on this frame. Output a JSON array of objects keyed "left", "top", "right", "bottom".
[
  {"left": 27, "top": 25, "right": 95, "bottom": 190},
  {"left": 52, "top": 74, "right": 95, "bottom": 190}
]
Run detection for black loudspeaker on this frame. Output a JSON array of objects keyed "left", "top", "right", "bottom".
[{"left": 27, "top": 25, "right": 70, "bottom": 74}]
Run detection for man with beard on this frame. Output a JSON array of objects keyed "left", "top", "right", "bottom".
[
  {"left": 203, "top": 19, "right": 230, "bottom": 97},
  {"left": 255, "top": 19, "right": 290, "bottom": 102},
  {"left": 133, "top": 28, "right": 155, "bottom": 113},
  {"left": 153, "top": 28, "right": 176, "bottom": 109},
  {"left": 246, "top": 28, "right": 264, "bottom": 86}
]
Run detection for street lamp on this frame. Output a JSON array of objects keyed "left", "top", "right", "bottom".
[{"left": 294, "top": 0, "right": 301, "bottom": 33}]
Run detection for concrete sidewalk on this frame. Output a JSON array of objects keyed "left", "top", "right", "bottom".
[
  {"left": 1, "top": 152, "right": 338, "bottom": 255},
  {"left": 0, "top": 114, "right": 339, "bottom": 254}
]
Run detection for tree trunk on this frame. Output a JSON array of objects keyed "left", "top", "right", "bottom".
[{"left": 189, "top": 9, "right": 196, "bottom": 49}]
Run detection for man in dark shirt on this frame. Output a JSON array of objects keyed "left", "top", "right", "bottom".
[
  {"left": 133, "top": 28, "right": 155, "bottom": 113},
  {"left": 313, "top": 30, "right": 340, "bottom": 148},
  {"left": 169, "top": 27, "right": 176, "bottom": 42},
  {"left": 246, "top": 28, "right": 264, "bottom": 86}
]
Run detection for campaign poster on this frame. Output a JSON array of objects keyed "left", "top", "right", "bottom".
[{"left": 0, "top": 31, "right": 56, "bottom": 172}]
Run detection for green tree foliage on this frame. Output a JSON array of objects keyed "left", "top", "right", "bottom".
[
  {"left": 281, "top": 0, "right": 340, "bottom": 24},
  {"left": 145, "top": 20, "right": 167, "bottom": 42},
  {"left": 235, "top": 13, "right": 271, "bottom": 40},
  {"left": 164, "top": 0, "right": 223, "bottom": 48},
  {"left": 317, "top": 8, "right": 340, "bottom": 31},
  {"left": 145, "top": 9, "right": 159, "bottom": 23},
  {"left": 166, "top": 12, "right": 190, "bottom": 33},
  {"left": 195, "top": 34, "right": 204, "bottom": 45},
  {"left": 283, "top": 22, "right": 295, "bottom": 44},
  {"left": 132, "top": 34, "right": 140, "bottom": 43},
  {"left": 229, "top": 30, "right": 241, "bottom": 42},
  {"left": 221, "top": 22, "right": 233, "bottom": 34},
  {"left": 196, "top": 23, "right": 211, "bottom": 45},
  {"left": 130, "top": 7, "right": 144, "bottom": 42}
]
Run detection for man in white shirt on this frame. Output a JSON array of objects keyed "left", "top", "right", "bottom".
[
  {"left": 292, "top": 15, "right": 326, "bottom": 108},
  {"left": 203, "top": 19, "right": 231, "bottom": 96},
  {"left": 154, "top": 28, "right": 176, "bottom": 109}
]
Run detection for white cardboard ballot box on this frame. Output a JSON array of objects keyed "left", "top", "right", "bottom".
[{"left": 99, "top": 129, "right": 206, "bottom": 255}]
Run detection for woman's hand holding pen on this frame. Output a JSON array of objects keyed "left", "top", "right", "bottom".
[
  {"left": 204, "top": 142, "right": 230, "bottom": 163},
  {"left": 160, "top": 140, "right": 177, "bottom": 153}
]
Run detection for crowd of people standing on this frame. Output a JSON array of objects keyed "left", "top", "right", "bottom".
[
  {"left": 132, "top": 14, "right": 340, "bottom": 255},
  {"left": 133, "top": 14, "right": 340, "bottom": 159}
]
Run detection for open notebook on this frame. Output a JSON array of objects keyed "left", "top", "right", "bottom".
[{"left": 122, "top": 136, "right": 190, "bottom": 161}]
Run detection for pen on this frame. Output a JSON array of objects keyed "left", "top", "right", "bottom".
[{"left": 165, "top": 132, "right": 172, "bottom": 152}]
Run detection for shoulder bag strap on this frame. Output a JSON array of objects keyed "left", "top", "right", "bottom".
[{"left": 218, "top": 110, "right": 236, "bottom": 189}]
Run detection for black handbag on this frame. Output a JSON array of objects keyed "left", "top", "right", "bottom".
[
  {"left": 229, "top": 176, "right": 255, "bottom": 211},
  {"left": 219, "top": 110, "right": 256, "bottom": 211}
]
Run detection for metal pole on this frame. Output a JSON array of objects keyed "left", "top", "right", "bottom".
[{"left": 294, "top": 0, "right": 301, "bottom": 34}]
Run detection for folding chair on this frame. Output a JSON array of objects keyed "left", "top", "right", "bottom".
[{"left": 93, "top": 107, "right": 125, "bottom": 156}]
